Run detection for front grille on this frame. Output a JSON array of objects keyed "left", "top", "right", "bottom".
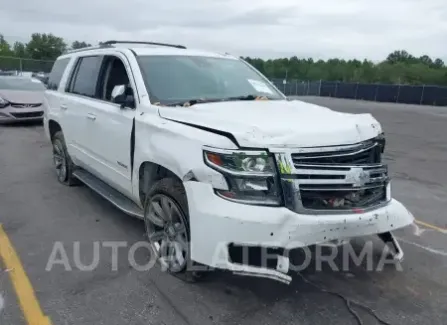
[
  {"left": 291, "top": 141, "right": 382, "bottom": 166},
  {"left": 279, "top": 139, "right": 389, "bottom": 213},
  {"left": 10, "top": 103, "right": 42, "bottom": 108},
  {"left": 10, "top": 111, "right": 43, "bottom": 118},
  {"left": 298, "top": 166, "right": 388, "bottom": 211}
]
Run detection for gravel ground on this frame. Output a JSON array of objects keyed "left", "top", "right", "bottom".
[{"left": 0, "top": 97, "right": 446, "bottom": 325}]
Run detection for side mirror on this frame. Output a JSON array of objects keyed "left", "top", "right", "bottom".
[
  {"left": 111, "top": 84, "right": 125, "bottom": 100},
  {"left": 111, "top": 84, "right": 135, "bottom": 109}
]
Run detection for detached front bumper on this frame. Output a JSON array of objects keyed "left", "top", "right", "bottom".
[{"left": 186, "top": 181, "right": 414, "bottom": 283}]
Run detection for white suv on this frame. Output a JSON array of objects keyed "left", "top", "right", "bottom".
[{"left": 44, "top": 40, "right": 414, "bottom": 284}]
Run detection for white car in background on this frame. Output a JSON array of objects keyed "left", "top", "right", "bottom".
[
  {"left": 0, "top": 76, "right": 45, "bottom": 123},
  {"left": 43, "top": 40, "right": 414, "bottom": 284}
]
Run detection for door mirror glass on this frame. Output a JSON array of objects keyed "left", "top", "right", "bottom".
[
  {"left": 111, "top": 84, "right": 126, "bottom": 101},
  {"left": 111, "top": 84, "right": 135, "bottom": 108}
]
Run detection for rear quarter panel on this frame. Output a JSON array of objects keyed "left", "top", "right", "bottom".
[{"left": 44, "top": 56, "right": 76, "bottom": 140}]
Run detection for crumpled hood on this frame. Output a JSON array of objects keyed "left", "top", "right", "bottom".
[
  {"left": 158, "top": 99, "right": 382, "bottom": 148},
  {"left": 0, "top": 90, "right": 44, "bottom": 104}
]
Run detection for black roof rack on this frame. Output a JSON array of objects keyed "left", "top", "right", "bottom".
[
  {"left": 65, "top": 45, "right": 102, "bottom": 54},
  {"left": 101, "top": 40, "right": 186, "bottom": 49}
]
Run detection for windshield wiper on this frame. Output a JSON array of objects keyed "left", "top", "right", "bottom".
[
  {"left": 164, "top": 98, "right": 220, "bottom": 107},
  {"left": 162, "top": 94, "right": 273, "bottom": 107},
  {"left": 221, "top": 94, "right": 272, "bottom": 101}
]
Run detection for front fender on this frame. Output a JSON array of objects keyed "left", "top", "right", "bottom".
[{"left": 132, "top": 113, "right": 238, "bottom": 200}]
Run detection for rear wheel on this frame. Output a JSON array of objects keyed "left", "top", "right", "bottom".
[
  {"left": 52, "top": 131, "right": 79, "bottom": 186},
  {"left": 143, "top": 177, "right": 203, "bottom": 281}
]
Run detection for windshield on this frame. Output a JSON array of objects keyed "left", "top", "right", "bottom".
[
  {"left": 137, "top": 55, "right": 284, "bottom": 105},
  {"left": 0, "top": 77, "right": 45, "bottom": 91}
]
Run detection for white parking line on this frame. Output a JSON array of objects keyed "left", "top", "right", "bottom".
[{"left": 397, "top": 236, "right": 447, "bottom": 257}]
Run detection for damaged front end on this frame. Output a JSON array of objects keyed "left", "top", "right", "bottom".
[
  {"left": 187, "top": 134, "right": 411, "bottom": 285},
  {"left": 231, "top": 135, "right": 406, "bottom": 282},
  {"left": 277, "top": 134, "right": 389, "bottom": 215}
]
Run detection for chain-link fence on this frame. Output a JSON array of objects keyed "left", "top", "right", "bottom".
[
  {"left": 271, "top": 78, "right": 447, "bottom": 106},
  {"left": 0, "top": 56, "right": 55, "bottom": 73},
  {"left": 2, "top": 57, "right": 446, "bottom": 106},
  {"left": 271, "top": 79, "right": 322, "bottom": 97}
]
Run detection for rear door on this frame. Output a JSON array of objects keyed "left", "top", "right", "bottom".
[{"left": 63, "top": 55, "right": 104, "bottom": 169}]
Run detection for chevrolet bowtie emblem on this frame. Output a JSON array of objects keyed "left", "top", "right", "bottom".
[{"left": 346, "top": 167, "right": 370, "bottom": 187}]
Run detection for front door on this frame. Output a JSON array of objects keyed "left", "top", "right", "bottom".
[{"left": 86, "top": 54, "right": 137, "bottom": 198}]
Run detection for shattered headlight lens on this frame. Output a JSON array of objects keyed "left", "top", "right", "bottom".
[{"left": 204, "top": 148, "right": 281, "bottom": 206}]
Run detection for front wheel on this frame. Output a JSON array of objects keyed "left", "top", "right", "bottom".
[{"left": 143, "top": 177, "right": 203, "bottom": 281}]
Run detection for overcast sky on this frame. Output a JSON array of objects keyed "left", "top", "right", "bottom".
[{"left": 1, "top": 0, "right": 446, "bottom": 61}]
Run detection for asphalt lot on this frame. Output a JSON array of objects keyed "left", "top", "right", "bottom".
[{"left": 0, "top": 97, "right": 446, "bottom": 325}]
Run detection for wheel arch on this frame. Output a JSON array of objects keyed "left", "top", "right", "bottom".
[
  {"left": 48, "top": 119, "right": 62, "bottom": 140},
  {"left": 138, "top": 160, "right": 185, "bottom": 206}
]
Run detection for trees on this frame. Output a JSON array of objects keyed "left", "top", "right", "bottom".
[
  {"left": 13, "top": 42, "right": 27, "bottom": 58},
  {"left": 244, "top": 50, "right": 447, "bottom": 86},
  {"left": 71, "top": 41, "right": 91, "bottom": 50},
  {"left": 0, "top": 33, "right": 446, "bottom": 85},
  {"left": 25, "top": 33, "right": 67, "bottom": 60},
  {"left": 1, "top": 33, "right": 71, "bottom": 72},
  {"left": 0, "top": 33, "right": 67, "bottom": 61},
  {"left": 0, "top": 35, "right": 13, "bottom": 57}
]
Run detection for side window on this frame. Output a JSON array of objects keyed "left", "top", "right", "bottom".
[
  {"left": 47, "top": 58, "right": 70, "bottom": 91},
  {"left": 68, "top": 56, "right": 103, "bottom": 98},
  {"left": 97, "top": 56, "right": 131, "bottom": 102}
]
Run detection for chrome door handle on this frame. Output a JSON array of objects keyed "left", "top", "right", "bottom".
[
  {"left": 60, "top": 104, "right": 68, "bottom": 110},
  {"left": 87, "top": 113, "right": 96, "bottom": 121}
]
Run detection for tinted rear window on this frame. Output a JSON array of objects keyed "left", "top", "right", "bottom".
[
  {"left": 47, "top": 58, "right": 70, "bottom": 91},
  {"left": 70, "top": 56, "right": 103, "bottom": 98}
]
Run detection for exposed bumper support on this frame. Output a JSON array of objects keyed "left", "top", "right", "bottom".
[
  {"left": 231, "top": 254, "right": 292, "bottom": 284},
  {"left": 378, "top": 231, "right": 404, "bottom": 262}
]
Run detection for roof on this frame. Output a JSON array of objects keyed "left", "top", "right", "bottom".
[
  {"left": 60, "top": 41, "right": 238, "bottom": 60},
  {"left": 131, "top": 47, "right": 236, "bottom": 59}
]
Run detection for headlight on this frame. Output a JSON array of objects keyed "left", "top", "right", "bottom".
[
  {"left": 0, "top": 97, "right": 9, "bottom": 109},
  {"left": 203, "top": 148, "right": 282, "bottom": 206},
  {"left": 376, "top": 132, "right": 385, "bottom": 153}
]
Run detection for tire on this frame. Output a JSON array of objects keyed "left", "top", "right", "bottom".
[
  {"left": 143, "top": 177, "right": 203, "bottom": 282},
  {"left": 51, "top": 131, "right": 79, "bottom": 186}
]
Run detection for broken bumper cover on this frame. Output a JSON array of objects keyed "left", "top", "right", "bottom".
[{"left": 185, "top": 181, "right": 414, "bottom": 283}]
